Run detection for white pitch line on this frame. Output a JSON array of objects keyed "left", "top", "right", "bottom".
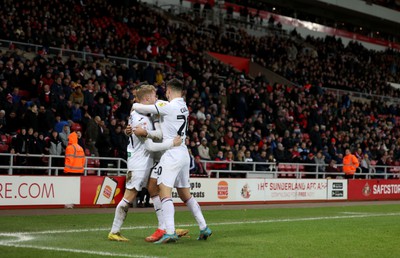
[
  {"left": 340, "top": 212, "right": 370, "bottom": 215},
  {"left": 0, "top": 243, "right": 163, "bottom": 258}
]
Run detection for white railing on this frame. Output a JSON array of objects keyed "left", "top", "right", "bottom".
[
  {"left": 196, "top": 160, "right": 400, "bottom": 180},
  {"left": 1, "top": 152, "right": 398, "bottom": 180},
  {"left": 0, "top": 153, "right": 127, "bottom": 176}
]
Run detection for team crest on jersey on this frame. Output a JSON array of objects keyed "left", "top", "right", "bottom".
[{"left": 157, "top": 102, "right": 167, "bottom": 107}]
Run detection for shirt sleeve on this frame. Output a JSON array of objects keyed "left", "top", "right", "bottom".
[
  {"left": 146, "top": 122, "right": 163, "bottom": 141},
  {"left": 144, "top": 138, "right": 174, "bottom": 152},
  {"left": 153, "top": 101, "right": 171, "bottom": 116},
  {"left": 132, "top": 103, "right": 159, "bottom": 115}
]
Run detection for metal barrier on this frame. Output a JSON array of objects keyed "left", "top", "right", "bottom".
[
  {"left": 1, "top": 152, "right": 398, "bottom": 180},
  {"left": 197, "top": 160, "right": 399, "bottom": 180},
  {"left": 0, "top": 153, "right": 127, "bottom": 176}
]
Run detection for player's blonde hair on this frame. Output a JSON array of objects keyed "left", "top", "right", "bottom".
[{"left": 136, "top": 84, "right": 156, "bottom": 101}]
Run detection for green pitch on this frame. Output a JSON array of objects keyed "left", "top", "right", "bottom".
[{"left": 1, "top": 203, "right": 400, "bottom": 258}]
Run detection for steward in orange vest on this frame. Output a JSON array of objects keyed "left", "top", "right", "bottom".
[
  {"left": 64, "top": 132, "right": 86, "bottom": 174},
  {"left": 342, "top": 149, "right": 359, "bottom": 179}
]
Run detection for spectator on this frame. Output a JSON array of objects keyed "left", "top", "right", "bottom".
[
  {"left": 11, "top": 128, "right": 28, "bottom": 174},
  {"left": 326, "top": 159, "right": 341, "bottom": 179},
  {"left": 110, "top": 124, "right": 128, "bottom": 160},
  {"left": 69, "top": 83, "right": 84, "bottom": 107},
  {"left": 0, "top": 110, "right": 6, "bottom": 133},
  {"left": 59, "top": 124, "right": 71, "bottom": 151},
  {"left": 314, "top": 151, "right": 326, "bottom": 177},
  {"left": 71, "top": 102, "right": 83, "bottom": 123},
  {"left": 267, "top": 154, "right": 277, "bottom": 172},
  {"left": 360, "top": 153, "right": 372, "bottom": 176},
  {"left": 39, "top": 84, "right": 56, "bottom": 110},
  {"left": 95, "top": 120, "right": 112, "bottom": 171},
  {"left": 46, "top": 130, "right": 63, "bottom": 175},
  {"left": 208, "top": 139, "right": 219, "bottom": 160},
  {"left": 342, "top": 148, "right": 360, "bottom": 179},
  {"left": 93, "top": 96, "right": 108, "bottom": 121},
  {"left": 64, "top": 132, "right": 86, "bottom": 175},
  {"left": 84, "top": 115, "right": 101, "bottom": 157},
  {"left": 304, "top": 153, "right": 316, "bottom": 178},
  {"left": 255, "top": 150, "right": 268, "bottom": 171},
  {"left": 191, "top": 155, "right": 207, "bottom": 175},
  {"left": 37, "top": 105, "right": 55, "bottom": 135},
  {"left": 198, "top": 138, "right": 211, "bottom": 160},
  {"left": 22, "top": 103, "right": 39, "bottom": 132},
  {"left": 214, "top": 151, "right": 228, "bottom": 170}
]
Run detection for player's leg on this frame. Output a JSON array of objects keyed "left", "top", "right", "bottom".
[
  {"left": 176, "top": 159, "right": 212, "bottom": 240},
  {"left": 148, "top": 178, "right": 163, "bottom": 228},
  {"left": 108, "top": 187, "right": 137, "bottom": 241},
  {"left": 153, "top": 177, "right": 177, "bottom": 243},
  {"left": 153, "top": 155, "right": 183, "bottom": 244},
  {"left": 177, "top": 188, "right": 212, "bottom": 240},
  {"left": 145, "top": 175, "right": 166, "bottom": 242},
  {"left": 155, "top": 182, "right": 176, "bottom": 242},
  {"left": 109, "top": 167, "right": 148, "bottom": 241}
]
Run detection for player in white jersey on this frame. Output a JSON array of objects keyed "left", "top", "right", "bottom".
[
  {"left": 108, "top": 85, "right": 179, "bottom": 242},
  {"left": 134, "top": 101, "right": 189, "bottom": 242},
  {"left": 132, "top": 79, "right": 212, "bottom": 244}
]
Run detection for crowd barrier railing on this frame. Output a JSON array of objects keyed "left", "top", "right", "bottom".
[
  {"left": 1, "top": 153, "right": 399, "bottom": 181},
  {"left": 0, "top": 153, "right": 127, "bottom": 176},
  {"left": 197, "top": 160, "right": 400, "bottom": 180}
]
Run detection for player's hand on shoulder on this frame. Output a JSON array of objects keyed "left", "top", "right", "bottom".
[
  {"left": 173, "top": 135, "right": 182, "bottom": 147},
  {"left": 133, "top": 126, "right": 147, "bottom": 137}
]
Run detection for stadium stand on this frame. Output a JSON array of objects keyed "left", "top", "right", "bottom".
[{"left": 0, "top": 0, "right": 399, "bottom": 178}]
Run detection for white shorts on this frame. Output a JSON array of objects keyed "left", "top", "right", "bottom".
[
  {"left": 126, "top": 155, "right": 153, "bottom": 191},
  {"left": 157, "top": 149, "right": 190, "bottom": 188},
  {"left": 125, "top": 169, "right": 150, "bottom": 191},
  {"left": 150, "top": 162, "right": 161, "bottom": 180}
]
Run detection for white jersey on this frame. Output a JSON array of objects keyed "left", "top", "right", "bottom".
[
  {"left": 127, "top": 111, "right": 154, "bottom": 171},
  {"left": 152, "top": 101, "right": 164, "bottom": 162},
  {"left": 132, "top": 98, "right": 190, "bottom": 188},
  {"left": 155, "top": 98, "right": 188, "bottom": 147}
]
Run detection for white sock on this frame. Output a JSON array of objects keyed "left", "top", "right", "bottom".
[
  {"left": 161, "top": 198, "right": 175, "bottom": 235},
  {"left": 152, "top": 195, "right": 165, "bottom": 230},
  {"left": 111, "top": 198, "right": 130, "bottom": 233},
  {"left": 186, "top": 197, "right": 207, "bottom": 230}
]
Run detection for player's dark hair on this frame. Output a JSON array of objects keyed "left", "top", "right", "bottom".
[{"left": 166, "top": 78, "right": 185, "bottom": 92}]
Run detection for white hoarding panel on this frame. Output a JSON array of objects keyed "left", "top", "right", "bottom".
[
  {"left": 265, "top": 179, "right": 328, "bottom": 201},
  {"left": 0, "top": 176, "right": 80, "bottom": 206}
]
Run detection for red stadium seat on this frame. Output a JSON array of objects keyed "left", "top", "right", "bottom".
[
  {"left": 278, "top": 164, "right": 288, "bottom": 178},
  {"left": 0, "top": 135, "right": 7, "bottom": 143},
  {"left": 0, "top": 144, "right": 9, "bottom": 153}
]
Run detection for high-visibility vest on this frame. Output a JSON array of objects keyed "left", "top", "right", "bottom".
[
  {"left": 64, "top": 132, "right": 86, "bottom": 173},
  {"left": 342, "top": 154, "right": 359, "bottom": 175}
]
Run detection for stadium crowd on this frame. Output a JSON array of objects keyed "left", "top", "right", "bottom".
[{"left": 0, "top": 0, "right": 399, "bottom": 177}]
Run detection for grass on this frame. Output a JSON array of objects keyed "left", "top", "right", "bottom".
[{"left": 1, "top": 204, "right": 400, "bottom": 258}]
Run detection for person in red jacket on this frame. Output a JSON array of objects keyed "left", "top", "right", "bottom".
[
  {"left": 214, "top": 151, "right": 228, "bottom": 170},
  {"left": 64, "top": 132, "right": 86, "bottom": 174}
]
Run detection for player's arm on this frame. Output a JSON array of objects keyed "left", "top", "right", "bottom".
[
  {"left": 132, "top": 101, "right": 170, "bottom": 116},
  {"left": 133, "top": 122, "right": 162, "bottom": 141},
  {"left": 144, "top": 136, "right": 182, "bottom": 152}
]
